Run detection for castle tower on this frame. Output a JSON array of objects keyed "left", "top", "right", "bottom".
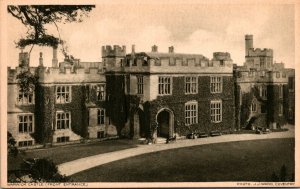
[
  {"left": 245, "top": 34, "right": 253, "bottom": 56},
  {"left": 101, "top": 45, "right": 126, "bottom": 71}
]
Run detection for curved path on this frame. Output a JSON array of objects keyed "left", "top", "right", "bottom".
[{"left": 58, "top": 126, "right": 294, "bottom": 176}]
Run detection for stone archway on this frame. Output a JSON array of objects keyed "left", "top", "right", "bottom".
[
  {"left": 155, "top": 108, "right": 174, "bottom": 138},
  {"left": 132, "top": 108, "right": 146, "bottom": 139}
]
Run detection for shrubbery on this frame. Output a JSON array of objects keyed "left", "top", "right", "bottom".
[{"left": 7, "top": 132, "right": 69, "bottom": 183}]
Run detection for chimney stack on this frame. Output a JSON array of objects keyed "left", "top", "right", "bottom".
[
  {"left": 19, "top": 51, "right": 29, "bottom": 67},
  {"left": 151, "top": 45, "right": 158, "bottom": 52},
  {"left": 39, "top": 52, "right": 43, "bottom": 67},
  {"left": 131, "top": 44, "right": 135, "bottom": 53},
  {"left": 169, "top": 46, "right": 174, "bottom": 53},
  {"left": 52, "top": 46, "right": 58, "bottom": 67}
]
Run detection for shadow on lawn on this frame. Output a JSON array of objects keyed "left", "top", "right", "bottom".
[{"left": 270, "top": 164, "right": 294, "bottom": 182}]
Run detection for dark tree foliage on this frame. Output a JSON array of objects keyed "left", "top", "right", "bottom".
[
  {"left": 16, "top": 70, "right": 39, "bottom": 94},
  {"left": 20, "top": 158, "right": 70, "bottom": 182},
  {"left": 7, "top": 5, "right": 95, "bottom": 48}
]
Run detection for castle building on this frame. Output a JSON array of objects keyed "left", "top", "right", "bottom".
[
  {"left": 234, "top": 35, "right": 295, "bottom": 130},
  {"left": 7, "top": 35, "right": 294, "bottom": 148},
  {"left": 104, "top": 45, "right": 235, "bottom": 140}
]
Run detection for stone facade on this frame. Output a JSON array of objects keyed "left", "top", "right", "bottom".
[
  {"left": 7, "top": 35, "right": 295, "bottom": 147},
  {"left": 234, "top": 35, "right": 295, "bottom": 130}
]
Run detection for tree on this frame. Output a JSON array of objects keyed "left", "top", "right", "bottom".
[
  {"left": 16, "top": 69, "right": 39, "bottom": 94},
  {"left": 7, "top": 5, "right": 95, "bottom": 57},
  {"left": 8, "top": 5, "right": 95, "bottom": 93}
]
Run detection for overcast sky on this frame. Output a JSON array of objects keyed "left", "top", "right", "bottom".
[{"left": 6, "top": 3, "right": 295, "bottom": 68}]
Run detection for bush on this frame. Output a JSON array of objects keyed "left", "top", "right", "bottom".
[{"left": 19, "top": 158, "right": 70, "bottom": 182}]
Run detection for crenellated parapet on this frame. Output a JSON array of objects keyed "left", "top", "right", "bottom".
[
  {"left": 7, "top": 66, "right": 38, "bottom": 83},
  {"left": 236, "top": 69, "right": 289, "bottom": 83},
  {"left": 38, "top": 66, "right": 105, "bottom": 84},
  {"left": 247, "top": 48, "right": 273, "bottom": 57},
  {"left": 8, "top": 65, "right": 106, "bottom": 84},
  {"left": 119, "top": 50, "right": 233, "bottom": 74},
  {"left": 102, "top": 45, "right": 126, "bottom": 57}
]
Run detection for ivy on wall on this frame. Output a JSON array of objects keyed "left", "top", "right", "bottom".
[{"left": 16, "top": 69, "right": 39, "bottom": 94}]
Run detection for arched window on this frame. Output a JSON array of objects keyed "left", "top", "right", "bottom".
[
  {"left": 56, "top": 111, "right": 70, "bottom": 129},
  {"left": 260, "top": 85, "right": 267, "bottom": 99},
  {"left": 251, "top": 102, "right": 257, "bottom": 112}
]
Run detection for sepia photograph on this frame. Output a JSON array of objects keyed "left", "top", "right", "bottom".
[{"left": 0, "top": 0, "right": 299, "bottom": 188}]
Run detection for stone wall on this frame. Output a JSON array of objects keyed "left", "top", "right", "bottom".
[{"left": 148, "top": 76, "right": 235, "bottom": 137}]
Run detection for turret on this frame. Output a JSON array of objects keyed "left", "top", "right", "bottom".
[
  {"left": 245, "top": 34, "right": 253, "bottom": 56},
  {"left": 101, "top": 45, "right": 126, "bottom": 70},
  {"left": 213, "top": 52, "right": 232, "bottom": 61},
  {"left": 101, "top": 45, "right": 126, "bottom": 58},
  {"left": 212, "top": 52, "right": 232, "bottom": 66}
]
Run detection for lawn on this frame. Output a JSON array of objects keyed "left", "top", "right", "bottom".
[
  {"left": 72, "top": 138, "right": 295, "bottom": 182},
  {"left": 8, "top": 139, "right": 137, "bottom": 171}
]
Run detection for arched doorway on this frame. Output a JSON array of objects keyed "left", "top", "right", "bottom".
[
  {"left": 156, "top": 108, "right": 174, "bottom": 138},
  {"left": 132, "top": 108, "right": 146, "bottom": 138}
]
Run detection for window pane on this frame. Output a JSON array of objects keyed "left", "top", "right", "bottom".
[
  {"left": 57, "top": 121, "right": 61, "bottom": 129},
  {"left": 19, "top": 124, "right": 23, "bottom": 132},
  {"left": 61, "top": 120, "right": 65, "bottom": 129},
  {"left": 66, "top": 120, "right": 69, "bottom": 128},
  {"left": 29, "top": 123, "right": 32, "bottom": 132},
  {"left": 24, "top": 123, "right": 28, "bottom": 132}
]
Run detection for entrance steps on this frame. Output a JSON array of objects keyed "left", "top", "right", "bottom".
[
  {"left": 136, "top": 137, "right": 168, "bottom": 144},
  {"left": 156, "top": 137, "right": 167, "bottom": 144}
]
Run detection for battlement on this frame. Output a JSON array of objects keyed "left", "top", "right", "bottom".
[
  {"left": 102, "top": 45, "right": 126, "bottom": 57},
  {"left": 7, "top": 66, "right": 37, "bottom": 74},
  {"left": 248, "top": 48, "right": 273, "bottom": 57},
  {"left": 40, "top": 66, "right": 105, "bottom": 84},
  {"left": 8, "top": 65, "right": 105, "bottom": 84},
  {"left": 118, "top": 50, "right": 233, "bottom": 74},
  {"left": 236, "top": 69, "right": 288, "bottom": 83},
  {"left": 273, "top": 62, "right": 285, "bottom": 70},
  {"left": 7, "top": 66, "right": 37, "bottom": 83},
  {"left": 41, "top": 66, "right": 101, "bottom": 75}
]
